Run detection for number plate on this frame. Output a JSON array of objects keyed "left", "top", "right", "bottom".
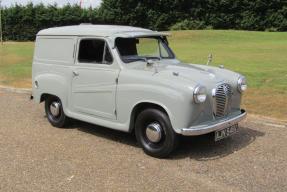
[{"left": 215, "top": 124, "right": 239, "bottom": 141}]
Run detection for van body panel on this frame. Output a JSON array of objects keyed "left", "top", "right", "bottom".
[
  {"left": 32, "top": 36, "right": 76, "bottom": 109},
  {"left": 70, "top": 65, "right": 119, "bottom": 120}
]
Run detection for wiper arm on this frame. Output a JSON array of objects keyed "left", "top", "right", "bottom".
[
  {"left": 125, "top": 58, "right": 147, "bottom": 63},
  {"left": 124, "top": 56, "right": 161, "bottom": 63},
  {"left": 146, "top": 56, "right": 161, "bottom": 61}
]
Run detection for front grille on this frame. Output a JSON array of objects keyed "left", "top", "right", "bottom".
[{"left": 214, "top": 83, "right": 232, "bottom": 117}]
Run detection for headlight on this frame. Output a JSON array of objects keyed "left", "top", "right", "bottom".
[
  {"left": 237, "top": 76, "right": 247, "bottom": 93},
  {"left": 193, "top": 85, "right": 207, "bottom": 103}
]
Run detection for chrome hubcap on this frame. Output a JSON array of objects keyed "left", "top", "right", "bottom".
[
  {"left": 50, "top": 101, "right": 60, "bottom": 117},
  {"left": 146, "top": 122, "right": 162, "bottom": 143}
]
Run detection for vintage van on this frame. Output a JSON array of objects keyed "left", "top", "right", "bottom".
[{"left": 32, "top": 24, "right": 247, "bottom": 158}]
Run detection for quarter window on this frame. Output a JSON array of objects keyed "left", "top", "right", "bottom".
[{"left": 78, "top": 39, "right": 113, "bottom": 64}]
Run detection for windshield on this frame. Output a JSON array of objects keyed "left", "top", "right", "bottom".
[{"left": 115, "top": 37, "right": 175, "bottom": 63}]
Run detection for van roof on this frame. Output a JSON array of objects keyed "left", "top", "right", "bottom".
[{"left": 37, "top": 24, "right": 168, "bottom": 38}]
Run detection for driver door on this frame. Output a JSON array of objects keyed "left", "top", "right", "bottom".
[{"left": 70, "top": 38, "right": 119, "bottom": 120}]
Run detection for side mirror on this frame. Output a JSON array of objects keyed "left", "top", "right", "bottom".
[{"left": 147, "top": 59, "right": 154, "bottom": 66}]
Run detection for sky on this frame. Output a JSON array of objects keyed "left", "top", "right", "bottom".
[{"left": 1, "top": 0, "right": 102, "bottom": 8}]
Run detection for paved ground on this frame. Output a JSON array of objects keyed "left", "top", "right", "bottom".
[{"left": 0, "top": 92, "right": 286, "bottom": 192}]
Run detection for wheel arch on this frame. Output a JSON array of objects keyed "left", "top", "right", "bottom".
[
  {"left": 40, "top": 93, "right": 54, "bottom": 103},
  {"left": 33, "top": 73, "right": 69, "bottom": 108},
  {"left": 128, "top": 102, "right": 172, "bottom": 133}
]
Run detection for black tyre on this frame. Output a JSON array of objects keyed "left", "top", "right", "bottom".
[
  {"left": 135, "top": 108, "right": 178, "bottom": 158},
  {"left": 45, "top": 96, "right": 69, "bottom": 128}
]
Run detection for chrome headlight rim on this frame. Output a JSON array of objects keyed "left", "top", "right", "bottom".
[
  {"left": 193, "top": 85, "right": 207, "bottom": 104},
  {"left": 237, "top": 76, "right": 247, "bottom": 93}
]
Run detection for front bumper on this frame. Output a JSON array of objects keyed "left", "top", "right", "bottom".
[{"left": 180, "top": 109, "right": 247, "bottom": 136}]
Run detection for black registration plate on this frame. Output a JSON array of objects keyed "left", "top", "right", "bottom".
[{"left": 215, "top": 124, "right": 239, "bottom": 141}]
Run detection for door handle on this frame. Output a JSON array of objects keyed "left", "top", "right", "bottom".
[{"left": 73, "top": 71, "right": 79, "bottom": 76}]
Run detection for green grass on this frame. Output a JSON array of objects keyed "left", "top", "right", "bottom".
[
  {"left": 0, "top": 42, "right": 34, "bottom": 87},
  {"left": 0, "top": 30, "right": 286, "bottom": 119},
  {"left": 168, "top": 30, "right": 287, "bottom": 92}
]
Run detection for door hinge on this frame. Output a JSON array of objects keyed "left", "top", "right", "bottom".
[
  {"left": 115, "top": 77, "right": 119, "bottom": 84},
  {"left": 114, "top": 109, "right": 117, "bottom": 116}
]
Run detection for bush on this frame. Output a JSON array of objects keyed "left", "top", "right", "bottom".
[
  {"left": 265, "top": 28, "right": 278, "bottom": 32},
  {"left": 170, "top": 19, "right": 206, "bottom": 30},
  {"left": 1, "top": 0, "right": 287, "bottom": 41},
  {"left": 2, "top": 3, "right": 101, "bottom": 41}
]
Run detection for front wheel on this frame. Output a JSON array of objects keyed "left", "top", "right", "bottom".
[
  {"left": 135, "top": 108, "right": 178, "bottom": 158},
  {"left": 45, "top": 96, "right": 69, "bottom": 128}
]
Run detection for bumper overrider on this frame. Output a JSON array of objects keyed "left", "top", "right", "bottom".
[{"left": 180, "top": 109, "right": 247, "bottom": 136}]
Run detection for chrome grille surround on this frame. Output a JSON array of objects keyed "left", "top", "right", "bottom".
[{"left": 214, "top": 83, "right": 232, "bottom": 117}]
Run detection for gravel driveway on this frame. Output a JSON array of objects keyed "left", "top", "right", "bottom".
[{"left": 0, "top": 92, "right": 286, "bottom": 192}]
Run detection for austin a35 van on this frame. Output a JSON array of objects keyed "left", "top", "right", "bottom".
[{"left": 32, "top": 25, "right": 247, "bottom": 158}]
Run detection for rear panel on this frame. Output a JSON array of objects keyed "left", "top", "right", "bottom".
[{"left": 32, "top": 36, "right": 77, "bottom": 104}]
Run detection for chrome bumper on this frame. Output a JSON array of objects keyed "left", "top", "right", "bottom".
[{"left": 180, "top": 109, "right": 247, "bottom": 136}]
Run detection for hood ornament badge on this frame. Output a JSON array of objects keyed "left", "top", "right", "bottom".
[
  {"left": 173, "top": 72, "right": 179, "bottom": 76},
  {"left": 206, "top": 53, "right": 213, "bottom": 65}
]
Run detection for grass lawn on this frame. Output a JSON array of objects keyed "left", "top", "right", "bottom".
[
  {"left": 0, "top": 30, "right": 286, "bottom": 119},
  {"left": 0, "top": 42, "right": 34, "bottom": 88}
]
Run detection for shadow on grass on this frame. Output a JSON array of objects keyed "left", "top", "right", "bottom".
[{"left": 68, "top": 119, "right": 265, "bottom": 160}]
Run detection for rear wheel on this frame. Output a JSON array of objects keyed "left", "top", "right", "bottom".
[
  {"left": 135, "top": 108, "right": 178, "bottom": 158},
  {"left": 45, "top": 96, "right": 69, "bottom": 128}
]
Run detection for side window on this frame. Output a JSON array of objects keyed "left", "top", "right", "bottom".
[{"left": 78, "top": 39, "right": 113, "bottom": 64}]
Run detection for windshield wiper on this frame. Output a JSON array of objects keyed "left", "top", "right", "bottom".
[
  {"left": 146, "top": 56, "right": 161, "bottom": 61},
  {"left": 124, "top": 58, "right": 147, "bottom": 63},
  {"left": 123, "top": 56, "right": 161, "bottom": 64}
]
